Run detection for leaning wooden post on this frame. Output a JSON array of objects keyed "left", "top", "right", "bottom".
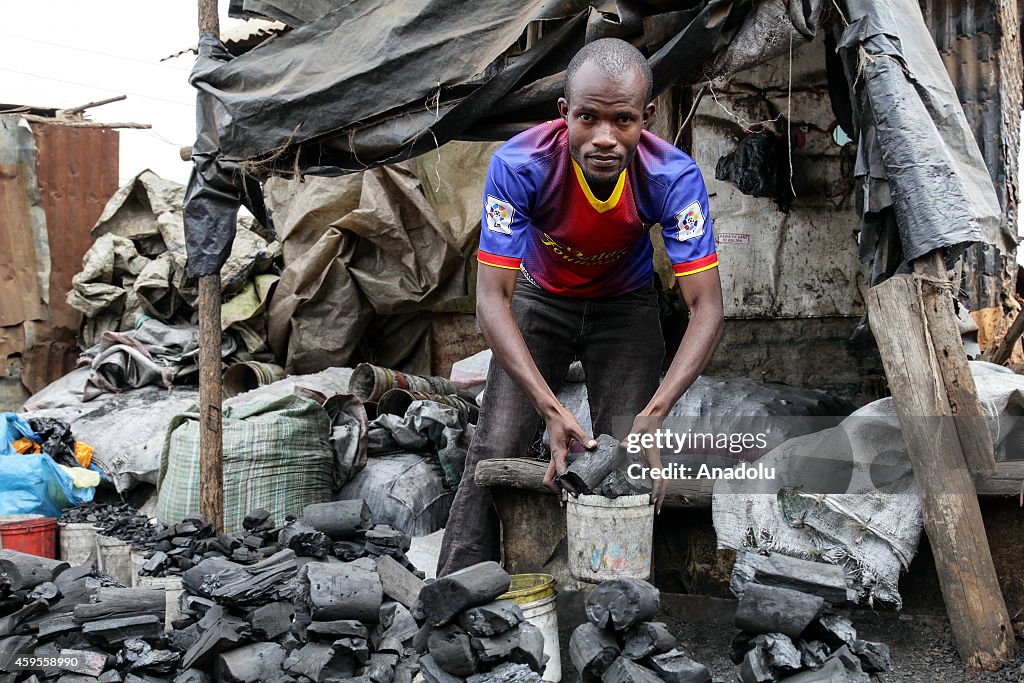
[
  {"left": 196, "top": 0, "right": 224, "bottom": 533},
  {"left": 912, "top": 252, "right": 996, "bottom": 477},
  {"left": 867, "top": 259, "right": 1013, "bottom": 671}
]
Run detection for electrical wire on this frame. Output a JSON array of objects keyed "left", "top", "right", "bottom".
[
  {"left": 0, "top": 66, "right": 194, "bottom": 108},
  {"left": 0, "top": 32, "right": 191, "bottom": 71}
]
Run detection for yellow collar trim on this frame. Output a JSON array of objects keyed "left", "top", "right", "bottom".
[{"left": 572, "top": 160, "right": 626, "bottom": 214}]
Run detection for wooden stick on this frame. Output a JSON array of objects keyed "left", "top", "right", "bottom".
[
  {"left": 985, "top": 308, "right": 1024, "bottom": 365},
  {"left": 867, "top": 272, "right": 1013, "bottom": 671},
  {"left": 196, "top": 0, "right": 224, "bottom": 532},
  {"left": 20, "top": 115, "right": 150, "bottom": 129},
  {"left": 912, "top": 252, "right": 996, "bottom": 477},
  {"left": 477, "top": 457, "right": 1024, "bottom": 504},
  {"left": 60, "top": 95, "right": 126, "bottom": 116}
]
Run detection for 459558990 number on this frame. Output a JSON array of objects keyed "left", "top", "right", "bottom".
[{"left": 1, "top": 654, "right": 82, "bottom": 671}]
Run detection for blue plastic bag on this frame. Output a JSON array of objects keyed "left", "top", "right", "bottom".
[
  {"left": 0, "top": 413, "right": 96, "bottom": 516},
  {"left": 1, "top": 413, "right": 38, "bottom": 454}
]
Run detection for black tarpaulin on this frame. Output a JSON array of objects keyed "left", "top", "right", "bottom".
[
  {"left": 183, "top": 0, "right": 1004, "bottom": 285},
  {"left": 836, "top": 0, "right": 1006, "bottom": 266},
  {"left": 184, "top": 34, "right": 272, "bottom": 277}
]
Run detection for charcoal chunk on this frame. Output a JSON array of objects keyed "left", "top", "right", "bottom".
[
  {"left": 585, "top": 579, "right": 660, "bottom": 631},
  {"left": 734, "top": 584, "right": 823, "bottom": 638},
  {"left": 458, "top": 601, "right": 523, "bottom": 638},
  {"left": 428, "top": 625, "right": 479, "bottom": 676},
  {"left": 418, "top": 562, "right": 510, "bottom": 627},
  {"left": 215, "top": 642, "right": 287, "bottom": 682},
  {"left": 622, "top": 623, "right": 675, "bottom": 660},
  {"left": 602, "top": 657, "right": 662, "bottom": 683},
  {"left": 570, "top": 623, "right": 620, "bottom": 681},
  {"left": 648, "top": 649, "right": 711, "bottom": 683},
  {"left": 851, "top": 640, "right": 892, "bottom": 673},
  {"left": 249, "top": 602, "right": 295, "bottom": 640}
]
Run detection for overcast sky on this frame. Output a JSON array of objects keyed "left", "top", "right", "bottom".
[{"left": 1, "top": 0, "right": 244, "bottom": 185}]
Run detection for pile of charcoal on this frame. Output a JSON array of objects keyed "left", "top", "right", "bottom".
[
  {"left": 728, "top": 551, "right": 892, "bottom": 682},
  {"left": 568, "top": 578, "right": 712, "bottom": 683},
  {"left": 134, "top": 501, "right": 419, "bottom": 579},
  {"left": 1, "top": 498, "right": 550, "bottom": 683},
  {"left": 415, "top": 561, "right": 545, "bottom": 683},
  {"left": 60, "top": 503, "right": 161, "bottom": 546}
]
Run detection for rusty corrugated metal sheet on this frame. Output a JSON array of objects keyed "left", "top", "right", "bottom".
[
  {"left": 0, "top": 116, "right": 49, "bottom": 328},
  {"left": 26, "top": 122, "right": 119, "bottom": 394},
  {"left": 0, "top": 117, "right": 118, "bottom": 403},
  {"left": 920, "top": 0, "right": 1004, "bottom": 190}
]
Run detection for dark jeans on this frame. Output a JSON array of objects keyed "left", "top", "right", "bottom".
[{"left": 436, "top": 275, "right": 665, "bottom": 576}]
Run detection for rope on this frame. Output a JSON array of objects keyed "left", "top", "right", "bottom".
[
  {"left": 673, "top": 84, "right": 707, "bottom": 147},
  {"left": 913, "top": 273, "right": 958, "bottom": 408}
]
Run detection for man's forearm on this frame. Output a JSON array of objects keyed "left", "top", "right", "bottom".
[{"left": 639, "top": 295, "right": 723, "bottom": 418}]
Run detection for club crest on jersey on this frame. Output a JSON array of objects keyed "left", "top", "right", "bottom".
[
  {"left": 675, "top": 201, "right": 705, "bottom": 242},
  {"left": 485, "top": 195, "right": 515, "bottom": 234}
]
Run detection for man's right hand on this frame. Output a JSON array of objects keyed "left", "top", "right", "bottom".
[{"left": 542, "top": 406, "right": 597, "bottom": 495}]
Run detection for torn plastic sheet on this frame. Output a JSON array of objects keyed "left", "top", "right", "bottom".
[
  {"left": 835, "top": 0, "right": 1007, "bottom": 264},
  {"left": 184, "top": 33, "right": 272, "bottom": 277},
  {"left": 713, "top": 361, "right": 1024, "bottom": 608},
  {"left": 183, "top": 0, "right": 842, "bottom": 274}
]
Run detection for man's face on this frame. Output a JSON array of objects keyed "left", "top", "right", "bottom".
[{"left": 558, "top": 61, "right": 655, "bottom": 192}]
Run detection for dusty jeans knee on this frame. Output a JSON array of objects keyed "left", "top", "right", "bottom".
[{"left": 436, "top": 276, "right": 664, "bottom": 576}]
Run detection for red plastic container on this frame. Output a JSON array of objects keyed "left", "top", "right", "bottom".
[{"left": 0, "top": 517, "right": 58, "bottom": 558}]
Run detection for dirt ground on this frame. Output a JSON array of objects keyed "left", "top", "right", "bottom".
[{"left": 555, "top": 593, "right": 1024, "bottom": 682}]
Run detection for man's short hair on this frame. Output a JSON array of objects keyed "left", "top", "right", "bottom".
[{"left": 563, "top": 38, "right": 654, "bottom": 105}]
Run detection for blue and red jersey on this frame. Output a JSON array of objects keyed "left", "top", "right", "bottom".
[{"left": 478, "top": 119, "right": 718, "bottom": 298}]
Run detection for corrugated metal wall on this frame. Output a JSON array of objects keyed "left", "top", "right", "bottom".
[
  {"left": 920, "top": 0, "right": 1022, "bottom": 308},
  {"left": 0, "top": 119, "right": 118, "bottom": 407}
]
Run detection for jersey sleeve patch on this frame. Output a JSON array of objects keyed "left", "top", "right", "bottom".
[
  {"left": 675, "top": 200, "right": 705, "bottom": 242},
  {"left": 485, "top": 195, "right": 516, "bottom": 234}
]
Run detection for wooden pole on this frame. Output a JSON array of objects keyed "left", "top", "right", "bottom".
[
  {"left": 196, "top": 0, "right": 224, "bottom": 532},
  {"left": 912, "top": 253, "right": 996, "bottom": 477},
  {"left": 985, "top": 308, "right": 1024, "bottom": 366},
  {"left": 867, "top": 270, "right": 1013, "bottom": 671}
]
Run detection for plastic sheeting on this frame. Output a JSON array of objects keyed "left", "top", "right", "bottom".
[
  {"left": 184, "top": 0, "right": 842, "bottom": 274},
  {"left": 713, "top": 361, "right": 1024, "bottom": 608},
  {"left": 835, "top": 0, "right": 1007, "bottom": 266},
  {"left": 264, "top": 164, "right": 465, "bottom": 374},
  {"left": 69, "top": 170, "right": 280, "bottom": 349},
  {"left": 335, "top": 452, "right": 454, "bottom": 537},
  {"left": 0, "top": 413, "right": 95, "bottom": 516}
]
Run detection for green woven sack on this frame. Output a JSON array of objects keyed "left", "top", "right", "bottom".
[{"left": 156, "top": 393, "right": 334, "bottom": 533}]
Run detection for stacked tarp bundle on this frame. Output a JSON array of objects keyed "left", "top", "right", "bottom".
[{"left": 67, "top": 169, "right": 280, "bottom": 369}]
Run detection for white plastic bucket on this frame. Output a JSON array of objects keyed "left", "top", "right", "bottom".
[
  {"left": 565, "top": 493, "right": 654, "bottom": 582},
  {"left": 139, "top": 575, "right": 184, "bottom": 631},
  {"left": 499, "top": 574, "right": 561, "bottom": 682},
  {"left": 95, "top": 535, "right": 133, "bottom": 586},
  {"left": 59, "top": 522, "right": 98, "bottom": 566}
]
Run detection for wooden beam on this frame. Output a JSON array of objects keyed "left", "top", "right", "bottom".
[
  {"left": 196, "top": 0, "right": 224, "bottom": 532},
  {"left": 475, "top": 458, "right": 714, "bottom": 508},
  {"left": 912, "top": 252, "right": 996, "bottom": 477},
  {"left": 476, "top": 458, "right": 1024, "bottom": 508},
  {"left": 984, "top": 308, "right": 1024, "bottom": 366},
  {"left": 867, "top": 272, "right": 1013, "bottom": 671}
]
